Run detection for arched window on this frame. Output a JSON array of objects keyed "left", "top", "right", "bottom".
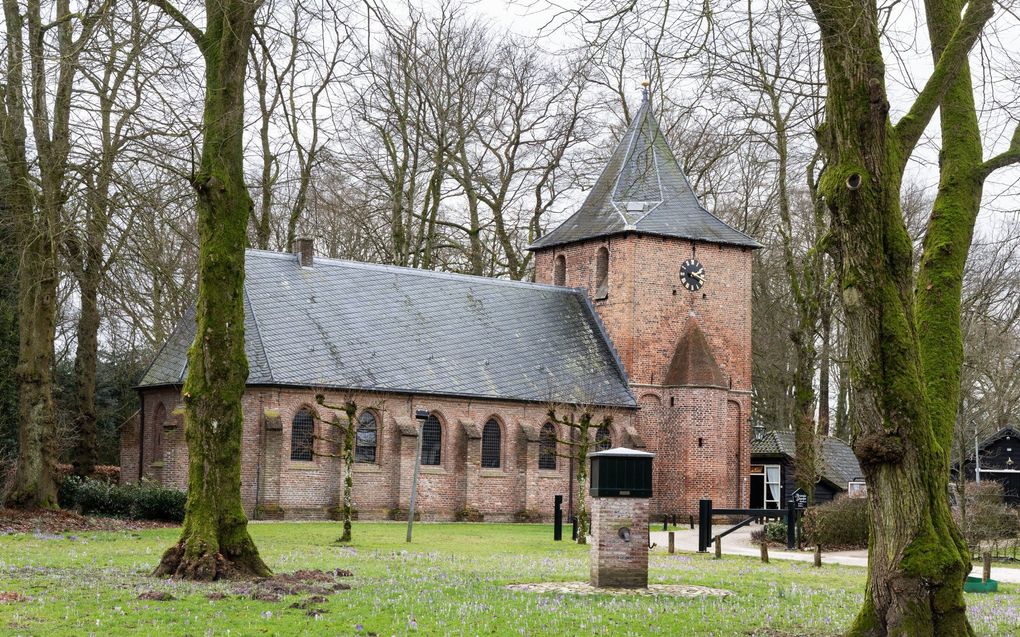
[
  {"left": 594, "top": 247, "right": 609, "bottom": 299},
  {"left": 539, "top": 423, "right": 557, "bottom": 470},
  {"left": 595, "top": 424, "right": 612, "bottom": 451},
  {"left": 290, "top": 408, "right": 315, "bottom": 461},
  {"left": 355, "top": 411, "right": 378, "bottom": 463},
  {"left": 481, "top": 419, "right": 501, "bottom": 468},
  {"left": 421, "top": 414, "right": 442, "bottom": 466},
  {"left": 554, "top": 255, "right": 566, "bottom": 286}
]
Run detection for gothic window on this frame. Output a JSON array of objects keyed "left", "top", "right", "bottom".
[
  {"left": 355, "top": 411, "right": 378, "bottom": 463},
  {"left": 554, "top": 255, "right": 566, "bottom": 286},
  {"left": 481, "top": 419, "right": 501, "bottom": 468},
  {"left": 595, "top": 424, "right": 612, "bottom": 451},
  {"left": 595, "top": 247, "right": 609, "bottom": 299},
  {"left": 290, "top": 408, "right": 315, "bottom": 461},
  {"left": 421, "top": 414, "right": 442, "bottom": 466},
  {"left": 539, "top": 423, "right": 557, "bottom": 470}
]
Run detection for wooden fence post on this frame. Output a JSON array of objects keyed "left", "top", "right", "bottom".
[
  {"left": 760, "top": 541, "right": 769, "bottom": 564},
  {"left": 714, "top": 537, "right": 722, "bottom": 559},
  {"left": 982, "top": 551, "right": 992, "bottom": 583},
  {"left": 668, "top": 531, "right": 675, "bottom": 554},
  {"left": 814, "top": 544, "right": 822, "bottom": 568}
]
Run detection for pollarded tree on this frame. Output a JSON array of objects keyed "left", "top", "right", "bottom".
[
  {"left": 147, "top": 0, "right": 271, "bottom": 579},
  {"left": 546, "top": 405, "right": 612, "bottom": 545},
  {"left": 312, "top": 393, "right": 383, "bottom": 544}
]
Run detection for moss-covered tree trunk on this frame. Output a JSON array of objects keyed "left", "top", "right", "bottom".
[
  {"left": 806, "top": 0, "right": 993, "bottom": 633},
  {"left": 152, "top": 0, "right": 269, "bottom": 580},
  {"left": 0, "top": 164, "right": 18, "bottom": 459},
  {"left": 1, "top": 0, "right": 92, "bottom": 509}
]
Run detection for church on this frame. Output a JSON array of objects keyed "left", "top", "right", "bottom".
[{"left": 120, "top": 97, "right": 760, "bottom": 521}]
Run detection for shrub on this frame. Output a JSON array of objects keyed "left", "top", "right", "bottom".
[
  {"left": 59, "top": 476, "right": 185, "bottom": 522},
  {"left": 803, "top": 495, "right": 869, "bottom": 549},
  {"left": 953, "top": 481, "right": 1019, "bottom": 549},
  {"left": 129, "top": 481, "right": 186, "bottom": 522},
  {"left": 750, "top": 521, "right": 788, "bottom": 545}
]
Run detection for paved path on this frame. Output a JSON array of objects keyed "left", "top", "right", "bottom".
[{"left": 649, "top": 526, "right": 1020, "bottom": 584}]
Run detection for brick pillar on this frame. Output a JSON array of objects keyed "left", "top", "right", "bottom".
[
  {"left": 463, "top": 421, "right": 482, "bottom": 511},
  {"left": 396, "top": 417, "right": 420, "bottom": 510},
  {"left": 590, "top": 497, "right": 649, "bottom": 588}
]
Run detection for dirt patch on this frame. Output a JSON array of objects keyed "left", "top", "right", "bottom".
[
  {"left": 137, "top": 591, "right": 175, "bottom": 601},
  {"left": 231, "top": 569, "right": 353, "bottom": 601},
  {"left": 205, "top": 592, "right": 228, "bottom": 601},
  {"left": 0, "top": 508, "right": 176, "bottom": 535},
  {"left": 0, "top": 592, "right": 28, "bottom": 603}
]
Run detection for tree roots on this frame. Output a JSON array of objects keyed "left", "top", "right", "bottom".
[{"left": 153, "top": 541, "right": 271, "bottom": 581}]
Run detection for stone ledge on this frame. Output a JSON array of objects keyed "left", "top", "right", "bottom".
[{"left": 352, "top": 463, "right": 383, "bottom": 473}]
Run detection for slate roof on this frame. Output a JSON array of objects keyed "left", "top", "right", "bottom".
[
  {"left": 139, "top": 250, "right": 636, "bottom": 408},
  {"left": 528, "top": 98, "right": 760, "bottom": 251},
  {"left": 751, "top": 431, "right": 864, "bottom": 489}
]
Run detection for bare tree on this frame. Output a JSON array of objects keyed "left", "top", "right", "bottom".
[{"left": 1, "top": 0, "right": 110, "bottom": 508}]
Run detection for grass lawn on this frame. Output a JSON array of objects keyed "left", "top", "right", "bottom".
[{"left": 1, "top": 522, "right": 1017, "bottom": 636}]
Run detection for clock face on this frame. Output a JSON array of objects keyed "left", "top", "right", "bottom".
[{"left": 680, "top": 258, "right": 706, "bottom": 291}]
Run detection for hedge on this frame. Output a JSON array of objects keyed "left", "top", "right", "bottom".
[
  {"left": 59, "top": 476, "right": 186, "bottom": 522},
  {"left": 802, "top": 495, "right": 869, "bottom": 549}
]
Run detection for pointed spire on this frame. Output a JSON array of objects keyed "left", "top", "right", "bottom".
[{"left": 528, "top": 89, "right": 760, "bottom": 251}]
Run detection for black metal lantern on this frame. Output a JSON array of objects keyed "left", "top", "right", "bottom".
[{"left": 589, "top": 448, "right": 654, "bottom": 498}]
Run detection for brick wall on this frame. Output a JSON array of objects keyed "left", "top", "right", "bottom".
[
  {"left": 122, "top": 233, "right": 753, "bottom": 521},
  {"left": 534, "top": 233, "right": 753, "bottom": 516},
  {"left": 124, "top": 387, "right": 637, "bottom": 521},
  {"left": 535, "top": 235, "right": 752, "bottom": 389}
]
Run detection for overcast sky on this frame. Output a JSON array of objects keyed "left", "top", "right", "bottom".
[{"left": 454, "top": 0, "right": 1020, "bottom": 243}]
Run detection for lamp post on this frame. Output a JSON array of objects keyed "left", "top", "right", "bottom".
[{"left": 406, "top": 408, "right": 430, "bottom": 543}]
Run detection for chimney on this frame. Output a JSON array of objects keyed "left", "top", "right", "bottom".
[{"left": 293, "top": 237, "right": 314, "bottom": 267}]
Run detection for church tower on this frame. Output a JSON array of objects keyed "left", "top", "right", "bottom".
[{"left": 530, "top": 93, "right": 759, "bottom": 514}]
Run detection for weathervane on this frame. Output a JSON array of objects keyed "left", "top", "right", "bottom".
[{"left": 641, "top": 79, "right": 650, "bottom": 103}]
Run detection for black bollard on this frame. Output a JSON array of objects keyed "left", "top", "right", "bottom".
[
  {"left": 662, "top": 515, "right": 668, "bottom": 531},
  {"left": 553, "top": 495, "right": 563, "bottom": 541},
  {"left": 571, "top": 516, "right": 578, "bottom": 541},
  {"left": 785, "top": 499, "right": 797, "bottom": 550},
  {"left": 698, "top": 499, "right": 712, "bottom": 552}
]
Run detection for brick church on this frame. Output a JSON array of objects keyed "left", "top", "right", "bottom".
[{"left": 121, "top": 96, "right": 759, "bottom": 521}]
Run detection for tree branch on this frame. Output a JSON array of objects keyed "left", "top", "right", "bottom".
[
  {"left": 893, "top": 0, "right": 994, "bottom": 158},
  {"left": 979, "top": 121, "right": 1020, "bottom": 178},
  {"left": 144, "top": 0, "right": 203, "bottom": 46}
]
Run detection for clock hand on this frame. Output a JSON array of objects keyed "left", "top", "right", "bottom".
[{"left": 690, "top": 271, "right": 706, "bottom": 282}]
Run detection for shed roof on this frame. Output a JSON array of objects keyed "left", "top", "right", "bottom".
[
  {"left": 528, "top": 99, "right": 760, "bottom": 251},
  {"left": 751, "top": 430, "right": 864, "bottom": 489},
  {"left": 139, "top": 250, "right": 636, "bottom": 408}
]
